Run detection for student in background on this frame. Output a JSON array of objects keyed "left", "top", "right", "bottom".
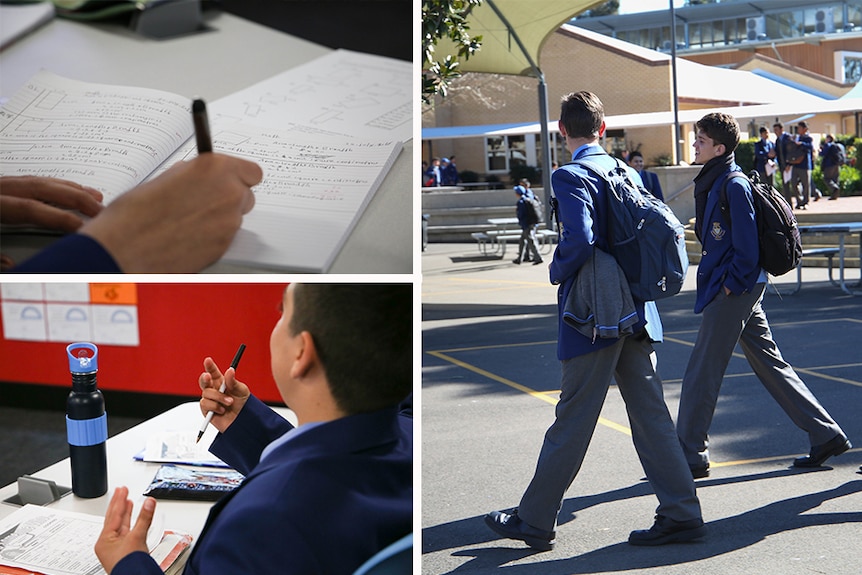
[
  {"left": 627, "top": 150, "right": 664, "bottom": 201},
  {"left": 95, "top": 283, "right": 413, "bottom": 575},
  {"left": 820, "top": 134, "right": 843, "bottom": 200},
  {"left": 2, "top": 154, "right": 261, "bottom": 273},
  {"left": 754, "top": 126, "right": 776, "bottom": 187},
  {"left": 441, "top": 156, "right": 459, "bottom": 186}
]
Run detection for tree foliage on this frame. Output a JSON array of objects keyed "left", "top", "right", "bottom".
[
  {"left": 422, "top": 0, "right": 484, "bottom": 105},
  {"left": 579, "top": 0, "right": 619, "bottom": 18}
]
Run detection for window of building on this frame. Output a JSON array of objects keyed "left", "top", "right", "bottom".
[{"left": 485, "top": 135, "right": 527, "bottom": 174}]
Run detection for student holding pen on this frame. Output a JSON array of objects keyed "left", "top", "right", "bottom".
[{"left": 95, "top": 283, "right": 413, "bottom": 575}]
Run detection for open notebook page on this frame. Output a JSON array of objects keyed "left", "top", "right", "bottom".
[
  {"left": 157, "top": 123, "right": 402, "bottom": 271},
  {"left": 0, "top": 70, "right": 192, "bottom": 203}
]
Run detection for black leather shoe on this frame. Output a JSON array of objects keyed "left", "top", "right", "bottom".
[
  {"left": 628, "top": 515, "right": 706, "bottom": 546},
  {"left": 512, "top": 258, "right": 522, "bottom": 265},
  {"left": 484, "top": 509, "right": 554, "bottom": 551},
  {"left": 689, "top": 463, "right": 710, "bottom": 479},
  {"left": 794, "top": 434, "right": 851, "bottom": 468},
  {"left": 532, "top": 259, "right": 544, "bottom": 265}
]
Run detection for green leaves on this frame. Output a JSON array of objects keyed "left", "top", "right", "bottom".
[{"left": 422, "top": 0, "right": 484, "bottom": 104}]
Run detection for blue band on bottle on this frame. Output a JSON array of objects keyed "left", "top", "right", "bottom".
[{"left": 66, "top": 413, "right": 108, "bottom": 446}]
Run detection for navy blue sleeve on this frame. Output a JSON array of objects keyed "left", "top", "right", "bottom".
[{"left": 8, "top": 234, "right": 121, "bottom": 273}]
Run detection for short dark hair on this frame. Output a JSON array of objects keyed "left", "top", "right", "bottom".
[
  {"left": 289, "top": 284, "right": 412, "bottom": 414},
  {"left": 696, "top": 112, "right": 740, "bottom": 153},
  {"left": 759, "top": 127, "right": 768, "bottom": 134},
  {"left": 559, "top": 91, "right": 604, "bottom": 139},
  {"left": 628, "top": 150, "right": 644, "bottom": 160},
  {"left": 773, "top": 122, "right": 783, "bottom": 129},
  {"left": 798, "top": 121, "right": 808, "bottom": 129}
]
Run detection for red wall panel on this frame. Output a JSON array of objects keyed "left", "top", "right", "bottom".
[{"left": 0, "top": 283, "right": 287, "bottom": 403}]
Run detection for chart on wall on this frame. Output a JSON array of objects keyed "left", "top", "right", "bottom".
[{"left": 0, "top": 283, "right": 139, "bottom": 346}]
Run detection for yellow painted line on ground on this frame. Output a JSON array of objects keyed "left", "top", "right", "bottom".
[
  {"left": 711, "top": 447, "right": 862, "bottom": 469},
  {"left": 434, "top": 340, "right": 557, "bottom": 354},
  {"left": 663, "top": 336, "right": 862, "bottom": 388},
  {"left": 426, "top": 349, "right": 631, "bottom": 436}
]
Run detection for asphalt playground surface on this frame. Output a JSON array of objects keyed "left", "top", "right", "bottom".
[{"left": 421, "top": 242, "right": 862, "bottom": 575}]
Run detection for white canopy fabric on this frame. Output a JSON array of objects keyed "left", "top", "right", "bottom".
[{"left": 432, "top": 0, "right": 606, "bottom": 77}]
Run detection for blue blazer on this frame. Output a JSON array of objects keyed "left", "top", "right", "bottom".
[
  {"left": 113, "top": 396, "right": 413, "bottom": 575},
  {"left": 8, "top": 234, "right": 121, "bottom": 273},
  {"left": 550, "top": 146, "right": 647, "bottom": 361},
  {"left": 639, "top": 169, "right": 664, "bottom": 201},
  {"left": 694, "top": 162, "right": 763, "bottom": 314}
]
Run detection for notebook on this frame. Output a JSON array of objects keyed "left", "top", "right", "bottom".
[{"left": 0, "top": 50, "right": 409, "bottom": 272}]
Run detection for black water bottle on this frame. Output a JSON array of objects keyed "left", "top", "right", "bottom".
[{"left": 66, "top": 342, "right": 108, "bottom": 498}]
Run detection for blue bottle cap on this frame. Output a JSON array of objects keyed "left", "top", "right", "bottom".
[{"left": 67, "top": 342, "right": 98, "bottom": 373}]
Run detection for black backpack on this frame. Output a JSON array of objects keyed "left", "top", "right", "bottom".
[
  {"left": 719, "top": 170, "right": 802, "bottom": 276},
  {"left": 567, "top": 156, "right": 689, "bottom": 301}
]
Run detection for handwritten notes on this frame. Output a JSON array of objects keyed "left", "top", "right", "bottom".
[
  {"left": 0, "top": 49, "right": 409, "bottom": 271},
  {"left": 0, "top": 71, "right": 192, "bottom": 203}
]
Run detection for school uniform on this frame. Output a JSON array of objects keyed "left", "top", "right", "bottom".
[
  {"left": 113, "top": 395, "right": 412, "bottom": 575},
  {"left": 8, "top": 234, "right": 122, "bottom": 273}
]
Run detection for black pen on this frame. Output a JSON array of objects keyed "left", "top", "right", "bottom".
[
  {"left": 196, "top": 343, "right": 246, "bottom": 443},
  {"left": 192, "top": 97, "right": 213, "bottom": 154}
]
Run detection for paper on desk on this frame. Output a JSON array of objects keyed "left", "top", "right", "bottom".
[
  {"left": 0, "top": 504, "right": 167, "bottom": 575},
  {"left": 141, "top": 430, "right": 229, "bottom": 468},
  {"left": 211, "top": 49, "right": 412, "bottom": 143}
]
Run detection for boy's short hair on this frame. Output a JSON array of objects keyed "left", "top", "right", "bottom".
[
  {"left": 696, "top": 112, "right": 740, "bottom": 153},
  {"left": 559, "top": 91, "right": 604, "bottom": 139},
  {"left": 759, "top": 126, "right": 768, "bottom": 134},
  {"left": 628, "top": 150, "right": 644, "bottom": 160},
  {"left": 289, "top": 284, "right": 411, "bottom": 415}
]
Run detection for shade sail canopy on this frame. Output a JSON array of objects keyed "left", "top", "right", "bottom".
[{"left": 433, "top": 0, "right": 605, "bottom": 77}]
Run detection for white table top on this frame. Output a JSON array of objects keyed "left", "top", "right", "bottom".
[
  {"left": 0, "top": 12, "right": 413, "bottom": 274},
  {"left": 0, "top": 402, "right": 296, "bottom": 539}
]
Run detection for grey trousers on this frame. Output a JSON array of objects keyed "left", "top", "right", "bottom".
[
  {"left": 517, "top": 225, "right": 541, "bottom": 262},
  {"left": 518, "top": 331, "right": 702, "bottom": 532},
  {"left": 791, "top": 166, "right": 812, "bottom": 205},
  {"left": 677, "top": 283, "right": 844, "bottom": 467}
]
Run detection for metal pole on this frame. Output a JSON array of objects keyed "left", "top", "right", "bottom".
[
  {"left": 485, "top": 0, "right": 553, "bottom": 214},
  {"left": 670, "top": 0, "right": 682, "bottom": 165}
]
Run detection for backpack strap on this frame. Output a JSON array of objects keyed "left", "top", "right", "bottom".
[
  {"left": 566, "top": 154, "right": 629, "bottom": 252},
  {"left": 718, "top": 170, "right": 747, "bottom": 230}
]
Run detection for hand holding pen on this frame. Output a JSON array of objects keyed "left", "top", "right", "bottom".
[{"left": 197, "top": 344, "right": 249, "bottom": 443}]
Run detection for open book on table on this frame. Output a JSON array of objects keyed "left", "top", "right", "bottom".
[
  {"left": 0, "top": 50, "right": 410, "bottom": 272},
  {"left": 0, "top": 504, "right": 191, "bottom": 575}
]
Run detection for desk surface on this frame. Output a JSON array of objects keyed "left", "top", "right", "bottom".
[
  {"left": 0, "top": 13, "right": 413, "bottom": 274},
  {"left": 0, "top": 402, "right": 296, "bottom": 538}
]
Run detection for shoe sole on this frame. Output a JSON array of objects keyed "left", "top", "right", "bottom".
[
  {"left": 628, "top": 525, "right": 707, "bottom": 546},
  {"left": 484, "top": 515, "right": 554, "bottom": 551}
]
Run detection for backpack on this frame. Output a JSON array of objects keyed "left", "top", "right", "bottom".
[
  {"left": 568, "top": 156, "right": 689, "bottom": 301},
  {"left": 525, "top": 194, "right": 544, "bottom": 226},
  {"left": 835, "top": 142, "right": 846, "bottom": 166},
  {"left": 719, "top": 169, "right": 802, "bottom": 276}
]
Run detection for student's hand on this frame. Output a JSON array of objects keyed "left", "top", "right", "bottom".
[
  {"left": 94, "top": 487, "right": 155, "bottom": 573},
  {"left": 79, "top": 153, "right": 262, "bottom": 273},
  {"left": 199, "top": 357, "right": 251, "bottom": 432},
  {"left": 0, "top": 176, "right": 104, "bottom": 231}
]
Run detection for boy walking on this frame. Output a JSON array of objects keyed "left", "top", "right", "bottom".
[{"left": 677, "top": 112, "right": 850, "bottom": 479}]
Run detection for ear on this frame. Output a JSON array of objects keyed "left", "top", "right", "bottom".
[
  {"left": 289, "top": 331, "right": 319, "bottom": 380},
  {"left": 598, "top": 120, "right": 606, "bottom": 138},
  {"left": 557, "top": 120, "right": 567, "bottom": 138}
]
